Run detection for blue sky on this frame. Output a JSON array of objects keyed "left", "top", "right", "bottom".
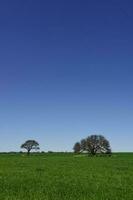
[{"left": 0, "top": 0, "right": 133, "bottom": 152}]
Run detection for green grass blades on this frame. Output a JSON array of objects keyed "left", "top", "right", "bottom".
[{"left": 0, "top": 153, "right": 133, "bottom": 200}]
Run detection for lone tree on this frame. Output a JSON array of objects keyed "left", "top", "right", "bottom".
[
  {"left": 73, "top": 142, "right": 81, "bottom": 153},
  {"left": 74, "top": 135, "right": 111, "bottom": 156},
  {"left": 86, "top": 135, "right": 111, "bottom": 155},
  {"left": 21, "top": 140, "right": 40, "bottom": 155}
]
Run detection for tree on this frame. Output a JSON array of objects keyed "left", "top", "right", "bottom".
[
  {"left": 86, "top": 135, "right": 111, "bottom": 155},
  {"left": 73, "top": 142, "right": 81, "bottom": 153},
  {"left": 21, "top": 140, "right": 40, "bottom": 155},
  {"left": 74, "top": 135, "right": 111, "bottom": 156}
]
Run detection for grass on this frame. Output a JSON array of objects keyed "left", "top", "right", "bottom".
[{"left": 0, "top": 153, "right": 133, "bottom": 200}]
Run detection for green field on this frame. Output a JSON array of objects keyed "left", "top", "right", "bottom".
[{"left": 0, "top": 153, "right": 133, "bottom": 200}]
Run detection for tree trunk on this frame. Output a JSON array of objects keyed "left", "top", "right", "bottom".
[
  {"left": 27, "top": 150, "right": 30, "bottom": 155},
  {"left": 91, "top": 149, "right": 96, "bottom": 156}
]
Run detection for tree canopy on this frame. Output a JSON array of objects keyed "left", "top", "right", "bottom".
[{"left": 73, "top": 142, "right": 81, "bottom": 153}]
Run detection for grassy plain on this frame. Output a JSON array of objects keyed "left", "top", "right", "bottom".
[{"left": 0, "top": 153, "right": 133, "bottom": 200}]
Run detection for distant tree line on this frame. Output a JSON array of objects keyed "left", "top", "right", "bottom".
[
  {"left": 73, "top": 135, "right": 112, "bottom": 156},
  {"left": 20, "top": 135, "right": 111, "bottom": 156}
]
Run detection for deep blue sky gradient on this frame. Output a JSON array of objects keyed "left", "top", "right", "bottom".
[{"left": 0, "top": 0, "right": 133, "bottom": 152}]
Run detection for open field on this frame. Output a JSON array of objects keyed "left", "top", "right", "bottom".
[{"left": 0, "top": 153, "right": 133, "bottom": 200}]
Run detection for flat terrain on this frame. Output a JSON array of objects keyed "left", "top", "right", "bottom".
[{"left": 0, "top": 153, "right": 133, "bottom": 200}]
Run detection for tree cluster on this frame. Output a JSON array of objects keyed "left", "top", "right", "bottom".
[{"left": 73, "top": 135, "right": 111, "bottom": 156}]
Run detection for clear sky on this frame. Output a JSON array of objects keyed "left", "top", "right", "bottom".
[{"left": 0, "top": 0, "right": 133, "bottom": 152}]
